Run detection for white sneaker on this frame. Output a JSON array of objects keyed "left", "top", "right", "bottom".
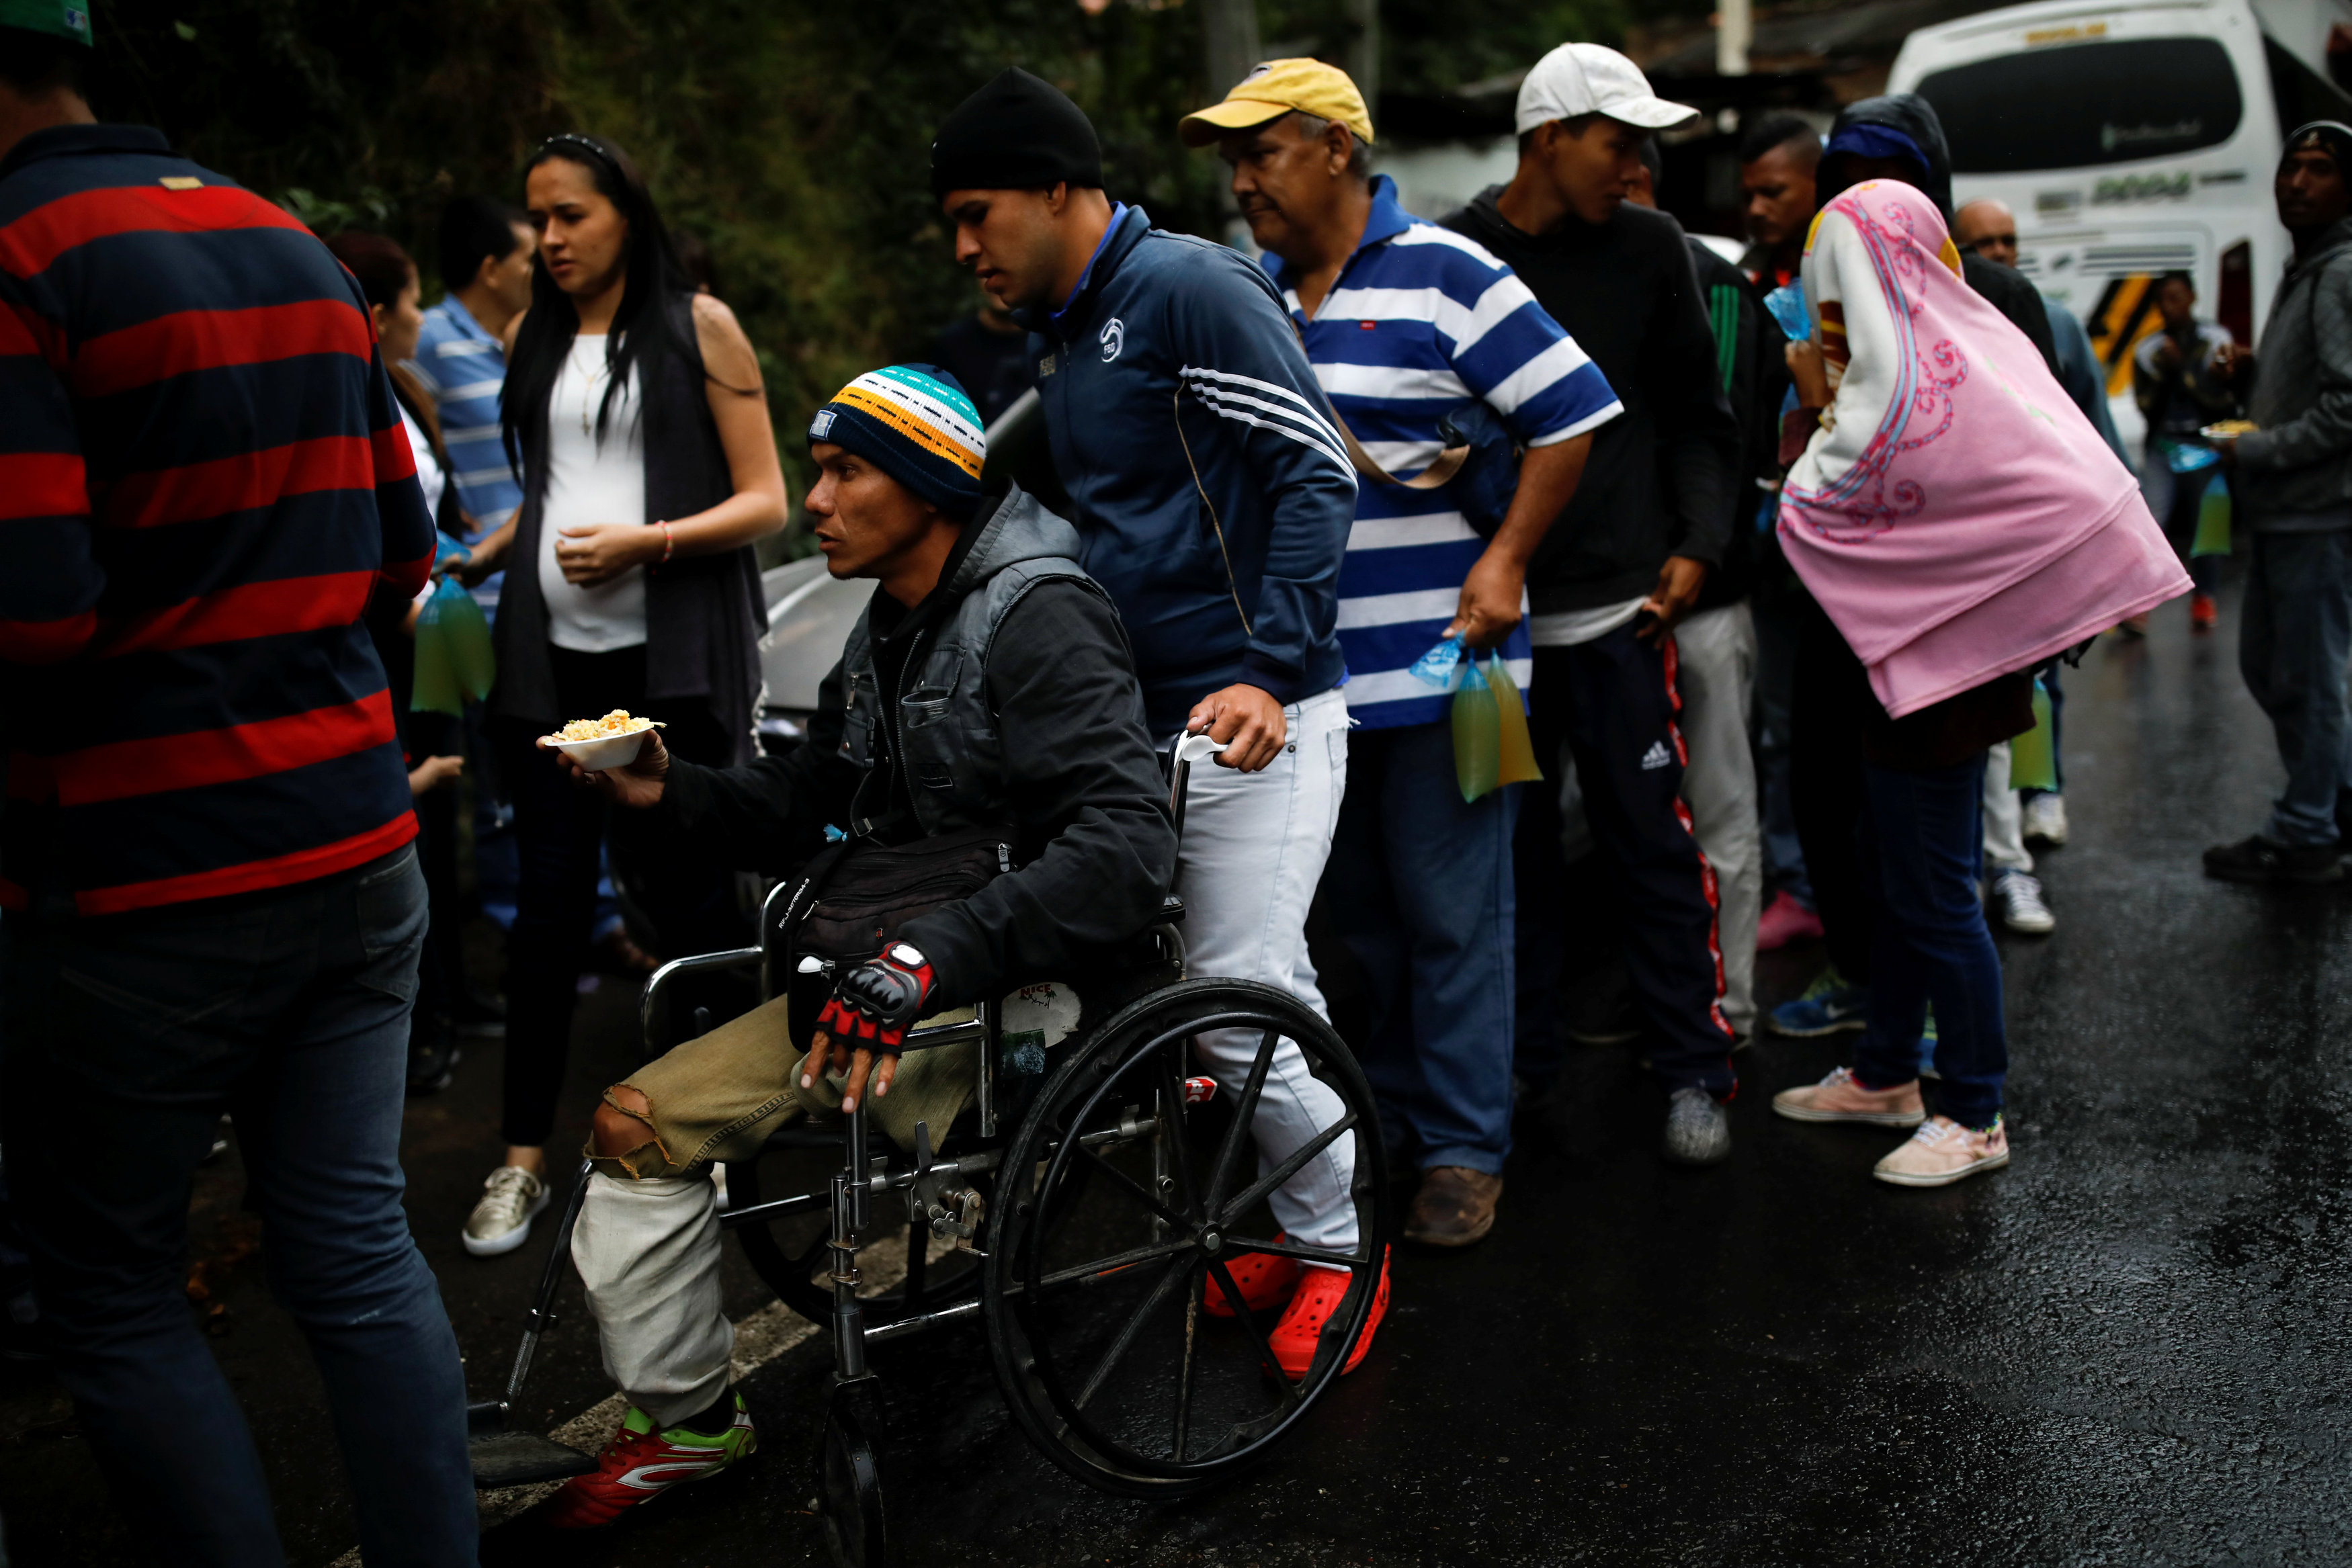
[
  {"left": 1993, "top": 871, "right": 2055, "bottom": 935},
  {"left": 463, "top": 1166, "right": 548, "bottom": 1257},
  {"left": 2022, "top": 794, "right": 2068, "bottom": 847}
]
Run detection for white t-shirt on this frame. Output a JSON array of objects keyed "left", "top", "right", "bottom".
[
  {"left": 1527, "top": 595, "right": 1648, "bottom": 648},
  {"left": 399, "top": 404, "right": 446, "bottom": 524},
  {"left": 538, "top": 334, "right": 649, "bottom": 652}
]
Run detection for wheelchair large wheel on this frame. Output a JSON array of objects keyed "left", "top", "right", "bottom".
[
  {"left": 728, "top": 1132, "right": 984, "bottom": 1334},
  {"left": 981, "top": 977, "right": 1390, "bottom": 1497}
]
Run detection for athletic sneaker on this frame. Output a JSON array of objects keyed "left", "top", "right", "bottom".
[
  {"left": 1873, "top": 1116, "right": 2009, "bottom": 1188},
  {"left": 462, "top": 1165, "right": 548, "bottom": 1258},
  {"left": 1661, "top": 1086, "right": 1731, "bottom": 1166},
  {"left": 2190, "top": 593, "right": 2218, "bottom": 631},
  {"left": 1767, "top": 967, "right": 1870, "bottom": 1037},
  {"left": 2203, "top": 834, "right": 2344, "bottom": 885},
  {"left": 1755, "top": 889, "right": 1825, "bottom": 951},
  {"left": 546, "top": 1394, "right": 758, "bottom": 1529},
  {"left": 1771, "top": 1066, "right": 1926, "bottom": 1127},
  {"left": 1992, "top": 870, "right": 2056, "bottom": 935},
  {"left": 1202, "top": 1236, "right": 1301, "bottom": 1317},
  {"left": 2021, "top": 793, "right": 2069, "bottom": 847},
  {"left": 1265, "top": 1253, "right": 1390, "bottom": 1381}
]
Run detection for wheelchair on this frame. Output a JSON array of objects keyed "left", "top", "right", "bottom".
[{"left": 466, "top": 736, "right": 1392, "bottom": 1567}]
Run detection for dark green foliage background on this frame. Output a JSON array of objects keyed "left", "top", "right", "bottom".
[{"left": 79, "top": 0, "right": 1642, "bottom": 486}]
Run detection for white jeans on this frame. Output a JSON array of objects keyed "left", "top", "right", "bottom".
[
  {"left": 573, "top": 1173, "right": 732, "bottom": 1430},
  {"left": 1670, "top": 605, "right": 1763, "bottom": 1038},
  {"left": 1982, "top": 739, "right": 2033, "bottom": 874},
  {"left": 1177, "top": 687, "right": 1358, "bottom": 1255}
]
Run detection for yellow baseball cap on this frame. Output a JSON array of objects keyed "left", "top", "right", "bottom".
[{"left": 1179, "top": 58, "right": 1374, "bottom": 148}]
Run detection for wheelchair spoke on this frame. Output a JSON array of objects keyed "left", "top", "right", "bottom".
[
  {"left": 1030, "top": 1235, "right": 1195, "bottom": 1295},
  {"left": 1204, "top": 1257, "right": 1300, "bottom": 1411},
  {"left": 1075, "top": 1143, "right": 1192, "bottom": 1231},
  {"left": 1216, "top": 1109, "right": 1357, "bottom": 1228},
  {"left": 1073, "top": 1252, "right": 1192, "bottom": 1412},
  {"left": 1173, "top": 1262, "right": 1202, "bottom": 1462},
  {"left": 1204, "top": 1027, "right": 1279, "bottom": 1213},
  {"left": 1222, "top": 1233, "right": 1366, "bottom": 1269},
  {"left": 1161, "top": 1066, "right": 1205, "bottom": 1221}
]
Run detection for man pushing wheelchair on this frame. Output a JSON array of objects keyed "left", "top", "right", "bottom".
[{"left": 536, "top": 364, "right": 1386, "bottom": 1528}]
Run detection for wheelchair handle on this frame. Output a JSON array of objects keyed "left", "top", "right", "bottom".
[{"left": 1167, "top": 731, "right": 1224, "bottom": 853}]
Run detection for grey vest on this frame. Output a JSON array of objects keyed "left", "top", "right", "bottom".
[{"left": 836, "top": 490, "right": 1115, "bottom": 840}]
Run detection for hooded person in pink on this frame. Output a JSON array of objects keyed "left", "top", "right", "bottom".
[
  {"left": 1779, "top": 180, "right": 2189, "bottom": 715},
  {"left": 1767, "top": 177, "right": 2187, "bottom": 1189}
]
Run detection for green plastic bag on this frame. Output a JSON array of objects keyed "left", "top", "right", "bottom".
[
  {"left": 411, "top": 576, "right": 495, "bottom": 716},
  {"left": 1452, "top": 654, "right": 1545, "bottom": 803},
  {"left": 2009, "top": 679, "right": 2058, "bottom": 793},
  {"left": 2191, "top": 470, "right": 2232, "bottom": 558}
]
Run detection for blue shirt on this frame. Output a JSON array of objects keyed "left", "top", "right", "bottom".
[
  {"left": 1267, "top": 177, "right": 1622, "bottom": 729},
  {"left": 409, "top": 296, "right": 520, "bottom": 607}
]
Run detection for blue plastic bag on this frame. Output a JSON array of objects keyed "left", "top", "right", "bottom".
[{"left": 1763, "top": 280, "right": 1810, "bottom": 343}]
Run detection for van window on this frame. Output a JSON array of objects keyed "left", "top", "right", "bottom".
[{"left": 1915, "top": 37, "right": 2242, "bottom": 172}]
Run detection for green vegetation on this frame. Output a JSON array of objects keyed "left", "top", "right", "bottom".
[{"left": 84, "top": 0, "right": 1639, "bottom": 500}]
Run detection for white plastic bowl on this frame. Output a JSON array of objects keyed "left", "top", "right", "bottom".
[{"left": 544, "top": 728, "right": 652, "bottom": 772}]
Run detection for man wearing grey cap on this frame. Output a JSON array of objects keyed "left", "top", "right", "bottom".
[{"left": 1443, "top": 44, "right": 1745, "bottom": 1166}]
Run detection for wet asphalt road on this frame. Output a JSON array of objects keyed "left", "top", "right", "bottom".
[{"left": 5, "top": 563, "right": 2351, "bottom": 1566}]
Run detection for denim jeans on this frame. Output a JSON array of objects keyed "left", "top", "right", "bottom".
[
  {"left": 0, "top": 848, "right": 476, "bottom": 1567},
  {"left": 2239, "top": 529, "right": 2352, "bottom": 846},
  {"left": 1851, "top": 755, "right": 2009, "bottom": 1128},
  {"left": 2141, "top": 443, "right": 2221, "bottom": 595},
  {"left": 1325, "top": 719, "right": 1519, "bottom": 1176}
]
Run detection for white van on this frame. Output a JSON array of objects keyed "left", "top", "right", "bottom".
[{"left": 1889, "top": 0, "right": 2352, "bottom": 441}]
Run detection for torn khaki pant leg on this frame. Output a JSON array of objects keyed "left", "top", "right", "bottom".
[{"left": 571, "top": 994, "right": 978, "bottom": 1428}]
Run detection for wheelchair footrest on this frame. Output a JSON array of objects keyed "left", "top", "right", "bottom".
[{"left": 467, "top": 1430, "right": 599, "bottom": 1489}]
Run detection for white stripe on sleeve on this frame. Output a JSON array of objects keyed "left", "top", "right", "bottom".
[{"left": 1482, "top": 335, "right": 1602, "bottom": 419}]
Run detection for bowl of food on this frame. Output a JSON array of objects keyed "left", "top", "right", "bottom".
[
  {"left": 2201, "top": 419, "right": 2258, "bottom": 441},
  {"left": 544, "top": 709, "right": 663, "bottom": 771}
]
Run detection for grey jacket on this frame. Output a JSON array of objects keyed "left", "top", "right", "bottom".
[{"left": 2240, "top": 218, "right": 2352, "bottom": 528}]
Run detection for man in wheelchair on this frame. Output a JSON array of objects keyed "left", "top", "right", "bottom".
[{"left": 536, "top": 365, "right": 1179, "bottom": 1526}]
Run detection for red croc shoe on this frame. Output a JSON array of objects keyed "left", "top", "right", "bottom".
[
  {"left": 1266, "top": 1249, "right": 1390, "bottom": 1382},
  {"left": 1202, "top": 1235, "right": 1302, "bottom": 1317}
]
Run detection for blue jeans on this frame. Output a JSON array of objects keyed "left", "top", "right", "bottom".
[
  {"left": 2239, "top": 529, "right": 2352, "bottom": 846},
  {"left": 1851, "top": 755, "right": 2008, "bottom": 1128},
  {"left": 0, "top": 848, "right": 476, "bottom": 1567},
  {"left": 1325, "top": 720, "right": 1519, "bottom": 1174}
]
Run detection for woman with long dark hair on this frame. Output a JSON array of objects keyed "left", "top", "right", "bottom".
[{"left": 458, "top": 134, "right": 787, "bottom": 1256}]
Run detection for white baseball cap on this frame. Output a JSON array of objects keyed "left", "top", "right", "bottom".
[{"left": 1515, "top": 44, "right": 1699, "bottom": 135}]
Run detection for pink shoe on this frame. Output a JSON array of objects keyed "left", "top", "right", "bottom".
[
  {"left": 1873, "top": 1115, "right": 2009, "bottom": 1187},
  {"left": 1755, "top": 890, "right": 1825, "bottom": 952},
  {"left": 1771, "top": 1066, "right": 1925, "bottom": 1127}
]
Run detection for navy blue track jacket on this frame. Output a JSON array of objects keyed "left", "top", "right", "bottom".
[{"left": 1023, "top": 206, "right": 1357, "bottom": 736}]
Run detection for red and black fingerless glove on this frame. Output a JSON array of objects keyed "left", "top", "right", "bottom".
[{"left": 814, "top": 942, "right": 935, "bottom": 1053}]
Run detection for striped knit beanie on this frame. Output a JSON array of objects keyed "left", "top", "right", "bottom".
[{"left": 807, "top": 364, "right": 986, "bottom": 518}]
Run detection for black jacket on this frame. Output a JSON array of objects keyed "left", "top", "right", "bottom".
[
  {"left": 1687, "top": 237, "right": 1790, "bottom": 612},
  {"left": 1823, "top": 95, "right": 2060, "bottom": 378},
  {"left": 636, "top": 492, "right": 1176, "bottom": 1007},
  {"left": 1443, "top": 192, "right": 1742, "bottom": 615}
]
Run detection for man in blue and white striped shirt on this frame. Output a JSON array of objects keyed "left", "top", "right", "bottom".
[
  {"left": 408, "top": 195, "right": 536, "bottom": 614},
  {"left": 1187, "top": 60, "right": 1617, "bottom": 1247}
]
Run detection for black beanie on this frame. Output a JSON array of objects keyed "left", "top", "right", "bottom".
[
  {"left": 2285, "top": 120, "right": 2352, "bottom": 179},
  {"left": 931, "top": 67, "right": 1104, "bottom": 198}
]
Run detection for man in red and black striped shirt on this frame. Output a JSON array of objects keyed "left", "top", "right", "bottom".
[{"left": 0, "top": 13, "right": 475, "bottom": 1561}]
